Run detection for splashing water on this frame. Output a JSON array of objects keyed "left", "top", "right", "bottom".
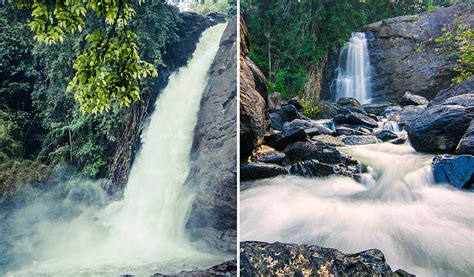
[
  {"left": 241, "top": 143, "right": 474, "bottom": 276},
  {"left": 5, "top": 23, "right": 228, "bottom": 276},
  {"left": 333, "top": 32, "right": 372, "bottom": 104}
]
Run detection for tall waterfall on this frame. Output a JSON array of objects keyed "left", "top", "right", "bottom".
[
  {"left": 333, "top": 32, "right": 372, "bottom": 104},
  {"left": 241, "top": 143, "right": 474, "bottom": 276},
  {"left": 7, "top": 23, "right": 227, "bottom": 276}
]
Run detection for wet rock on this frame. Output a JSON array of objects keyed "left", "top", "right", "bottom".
[
  {"left": 268, "top": 112, "right": 284, "bottom": 131},
  {"left": 336, "top": 126, "right": 364, "bottom": 136},
  {"left": 268, "top": 92, "right": 282, "bottom": 110},
  {"left": 456, "top": 122, "right": 474, "bottom": 155},
  {"left": 287, "top": 97, "right": 303, "bottom": 110},
  {"left": 314, "top": 101, "right": 339, "bottom": 119},
  {"left": 284, "top": 141, "right": 358, "bottom": 166},
  {"left": 375, "top": 130, "right": 399, "bottom": 142},
  {"left": 333, "top": 112, "right": 379, "bottom": 128},
  {"left": 429, "top": 77, "right": 474, "bottom": 107},
  {"left": 276, "top": 104, "right": 299, "bottom": 123},
  {"left": 407, "top": 94, "right": 473, "bottom": 154},
  {"left": 432, "top": 155, "right": 474, "bottom": 189},
  {"left": 336, "top": 97, "right": 366, "bottom": 114},
  {"left": 284, "top": 119, "right": 334, "bottom": 136},
  {"left": 290, "top": 159, "right": 363, "bottom": 178},
  {"left": 363, "top": 102, "right": 395, "bottom": 115},
  {"left": 241, "top": 162, "right": 288, "bottom": 181},
  {"left": 400, "top": 92, "right": 428, "bottom": 106},
  {"left": 252, "top": 145, "right": 285, "bottom": 164},
  {"left": 152, "top": 260, "right": 237, "bottom": 276},
  {"left": 311, "top": 135, "right": 344, "bottom": 147},
  {"left": 240, "top": 19, "right": 269, "bottom": 162},
  {"left": 341, "top": 135, "right": 381, "bottom": 145},
  {"left": 398, "top": 105, "right": 425, "bottom": 127},
  {"left": 240, "top": 241, "right": 414, "bottom": 277}
]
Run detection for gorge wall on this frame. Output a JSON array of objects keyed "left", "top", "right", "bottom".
[{"left": 185, "top": 17, "right": 238, "bottom": 253}]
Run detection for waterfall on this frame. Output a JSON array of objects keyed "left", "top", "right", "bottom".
[
  {"left": 333, "top": 32, "right": 372, "bottom": 104},
  {"left": 7, "top": 23, "right": 227, "bottom": 276},
  {"left": 241, "top": 143, "right": 474, "bottom": 276}
]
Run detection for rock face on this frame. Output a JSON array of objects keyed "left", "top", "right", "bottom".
[
  {"left": 185, "top": 18, "right": 237, "bottom": 253},
  {"left": 432, "top": 155, "right": 474, "bottom": 189},
  {"left": 407, "top": 79, "right": 473, "bottom": 154},
  {"left": 456, "top": 121, "right": 474, "bottom": 155},
  {"left": 400, "top": 92, "right": 428, "bottom": 106},
  {"left": 107, "top": 12, "right": 216, "bottom": 194},
  {"left": 240, "top": 18, "right": 269, "bottom": 162},
  {"left": 240, "top": 241, "right": 414, "bottom": 277},
  {"left": 151, "top": 260, "right": 237, "bottom": 277},
  {"left": 361, "top": 3, "right": 473, "bottom": 102}
]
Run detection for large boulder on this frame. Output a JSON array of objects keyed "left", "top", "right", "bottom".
[
  {"left": 407, "top": 92, "right": 473, "bottom": 154},
  {"left": 363, "top": 102, "right": 395, "bottom": 115},
  {"left": 341, "top": 135, "right": 381, "bottom": 145},
  {"left": 313, "top": 101, "right": 339, "bottom": 119},
  {"left": 241, "top": 162, "right": 288, "bottom": 181},
  {"left": 152, "top": 260, "right": 237, "bottom": 276},
  {"left": 432, "top": 155, "right": 474, "bottom": 189},
  {"left": 252, "top": 145, "right": 285, "bottom": 164},
  {"left": 374, "top": 130, "right": 399, "bottom": 142},
  {"left": 284, "top": 141, "right": 358, "bottom": 166},
  {"left": 240, "top": 241, "right": 414, "bottom": 277},
  {"left": 240, "top": 19, "right": 269, "bottom": 162},
  {"left": 456, "top": 121, "right": 474, "bottom": 155},
  {"left": 429, "top": 77, "right": 474, "bottom": 107},
  {"left": 185, "top": 18, "right": 237, "bottom": 253},
  {"left": 361, "top": 3, "right": 473, "bottom": 101},
  {"left": 333, "top": 112, "right": 379, "bottom": 128},
  {"left": 289, "top": 159, "right": 363, "bottom": 178},
  {"left": 399, "top": 92, "right": 428, "bottom": 106},
  {"left": 336, "top": 97, "right": 366, "bottom": 114},
  {"left": 398, "top": 105, "right": 426, "bottom": 127}
]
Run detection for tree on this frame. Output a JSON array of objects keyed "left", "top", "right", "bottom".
[{"left": 8, "top": 0, "right": 158, "bottom": 113}]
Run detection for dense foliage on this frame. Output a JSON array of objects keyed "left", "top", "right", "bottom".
[
  {"left": 0, "top": 2, "right": 181, "bottom": 200},
  {"left": 435, "top": 23, "right": 474, "bottom": 84},
  {"left": 242, "top": 0, "right": 459, "bottom": 99}
]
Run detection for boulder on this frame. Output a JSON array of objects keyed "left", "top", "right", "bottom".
[
  {"left": 263, "top": 129, "right": 307, "bottom": 151},
  {"left": 361, "top": 3, "right": 472, "bottom": 100},
  {"left": 241, "top": 162, "right": 288, "bottom": 181},
  {"left": 152, "top": 260, "right": 237, "bottom": 276},
  {"left": 374, "top": 130, "right": 399, "bottom": 142},
  {"left": 289, "top": 159, "right": 363, "bottom": 178},
  {"left": 432, "top": 155, "right": 474, "bottom": 189},
  {"left": 284, "top": 141, "right": 358, "bottom": 166},
  {"left": 240, "top": 241, "right": 414, "bottom": 277},
  {"left": 456, "top": 122, "right": 474, "bottom": 155},
  {"left": 336, "top": 126, "right": 364, "bottom": 136},
  {"left": 363, "top": 102, "right": 395, "bottom": 115},
  {"left": 341, "top": 135, "right": 381, "bottom": 145},
  {"left": 400, "top": 92, "right": 428, "bottom": 106},
  {"left": 429, "top": 77, "right": 474, "bottom": 107},
  {"left": 313, "top": 101, "right": 339, "bottom": 119},
  {"left": 336, "top": 97, "right": 366, "bottom": 114},
  {"left": 268, "top": 92, "right": 283, "bottom": 110},
  {"left": 333, "top": 112, "right": 379, "bottom": 128},
  {"left": 252, "top": 145, "right": 285, "bottom": 164},
  {"left": 311, "top": 135, "right": 344, "bottom": 147},
  {"left": 276, "top": 104, "right": 299, "bottom": 122},
  {"left": 398, "top": 105, "right": 425, "bottom": 127},
  {"left": 287, "top": 97, "right": 303, "bottom": 110},
  {"left": 269, "top": 112, "right": 284, "bottom": 131},
  {"left": 407, "top": 94, "right": 473, "bottom": 154}
]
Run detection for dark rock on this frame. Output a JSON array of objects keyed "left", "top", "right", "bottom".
[
  {"left": 407, "top": 94, "right": 473, "bottom": 154},
  {"left": 400, "top": 92, "right": 429, "bottom": 106},
  {"left": 334, "top": 112, "right": 379, "bottom": 128},
  {"left": 240, "top": 19, "right": 269, "bottom": 162},
  {"left": 398, "top": 105, "right": 425, "bottom": 127},
  {"left": 341, "top": 135, "right": 381, "bottom": 145},
  {"left": 152, "top": 259, "right": 237, "bottom": 276},
  {"left": 336, "top": 126, "right": 364, "bottom": 136},
  {"left": 456, "top": 121, "right": 474, "bottom": 155},
  {"left": 268, "top": 92, "right": 282, "bottom": 110},
  {"left": 252, "top": 145, "right": 285, "bottom": 164},
  {"left": 362, "top": 3, "right": 472, "bottom": 101},
  {"left": 363, "top": 102, "right": 395, "bottom": 115},
  {"left": 287, "top": 97, "right": 303, "bottom": 110},
  {"left": 284, "top": 141, "right": 358, "bottom": 166},
  {"left": 241, "top": 162, "right": 288, "bottom": 181},
  {"left": 268, "top": 112, "right": 284, "bottom": 131},
  {"left": 311, "top": 135, "right": 344, "bottom": 147},
  {"left": 429, "top": 77, "right": 474, "bottom": 107},
  {"left": 336, "top": 97, "right": 366, "bottom": 114},
  {"left": 185, "top": 18, "right": 237, "bottom": 253},
  {"left": 240, "top": 241, "right": 414, "bottom": 277},
  {"left": 381, "top": 106, "right": 403, "bottom": 119},
  {"left": 390, "top": 136, "right": 408, "bottom": 145},
  {"left": 313, "top": 101, "right": 339, "bottom": 119},
  {"left": 290, "top": 159, "right": 363, "bottom": 178},
  {"left": 432, "top": 155, "right": 474, "bottom": 189},
  {"left": 375, "top": 130, "right": 399, "bottom": 142},
  {"left": 276, "top": 104, "right": 299, "bottom": 123}
]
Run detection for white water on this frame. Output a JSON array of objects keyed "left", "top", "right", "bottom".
[
  {"left": 241, "top": 143, "right": 474, "bottom": 276},
  {"left": 334, "top": 32, "right": 372, "bottom": 104},
  {"left": 7, "top": 23, "right": 227, "bottom": 276}
]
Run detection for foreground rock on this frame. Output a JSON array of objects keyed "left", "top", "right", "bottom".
[
  {"left": 151, "top": 260, "right": 237, "bottom": 277},
  {"left": 185, "top": 18, "right": 237, "bottom": 252},
  {"left": 456, "top": 122, "right": 474, "bottom": 155},
  {"left": 432, "top": 155, "right": 474, "bottom": 189},
  {"left": 241, "top": 162, "right": 288, "bottom": 181},
  {"left": 407, "top": 85, "right": 473, "bottom": 154},
  {"left": 290, "top": 159, "right": 363, "bottom": 178},
  {"left": 240, "top": 241, "right": 414, "bottom": 276},
  {"left": 399, "top": 92, "right": 428, "bottom": 106}
]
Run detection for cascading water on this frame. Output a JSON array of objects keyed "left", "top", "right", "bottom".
[
  {"left": 333, "top": 32, "right": 372, "bottom": 104},
  {"left": 241, "top": 143, "right": 474, "bottom": 276},
  {"left": 5, "top": 23, "right": 227, "bottom": 276}
]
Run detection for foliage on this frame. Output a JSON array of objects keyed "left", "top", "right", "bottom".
[
  {"left": 8, "top": 0, "right": 158, "bottom": 113},
  {"left": 435, "top": 23, "right": 474, "bottom": 84},
  {"left": 190, "top": 0, "right": 233, "bottom": 15},
  {"left": 300, "top": 98, "right": 320, "bottom": 119},
  {"left": 242, "top": 0, "right": 459, "bottom": 99}
]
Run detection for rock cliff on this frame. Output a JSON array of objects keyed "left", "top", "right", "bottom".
[{"left": 185, "top": 17, "right": 237, "bottom": 253}]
